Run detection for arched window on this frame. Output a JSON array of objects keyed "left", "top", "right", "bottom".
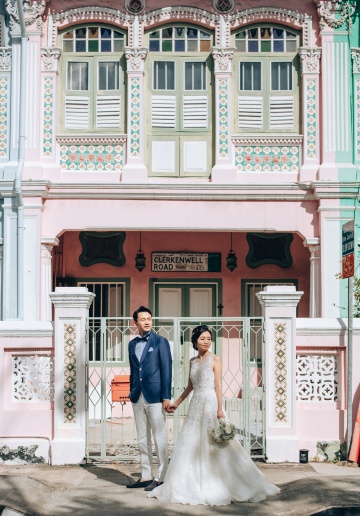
[
  {"left": 59, "top": 25, "right": 126, "bottom": 133},
  {"left": 233, "top": 25, "right": 300, "bottom": 133},
  {"left": 146, "top": 25, "right": 213, "bottom": 178}
]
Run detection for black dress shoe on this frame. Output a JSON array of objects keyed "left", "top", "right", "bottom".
[
  {"left": 144, "top": 480, "right": 164, "bottom": 491},
  {"left": 126, "top": 479, "right": 153, "bottom": 488}
]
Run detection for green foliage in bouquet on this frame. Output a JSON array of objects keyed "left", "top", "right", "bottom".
[{"left": 211, "top": 419, "right": 236, "bottom": 443}]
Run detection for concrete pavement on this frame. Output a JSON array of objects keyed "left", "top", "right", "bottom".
[{"left": 0, "top": 461, "right": 359, "bottom": 516}]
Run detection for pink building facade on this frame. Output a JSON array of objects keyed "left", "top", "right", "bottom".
[{"left": 0, "top": 0, "right": 359, "bottom": 464}]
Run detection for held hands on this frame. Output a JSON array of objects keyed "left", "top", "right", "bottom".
[
  {"left": 164, "top": 401, "right": 179, "bottom": 413},
  {"left": 217, "top": 409, "right": 225, "bottom": 419}
]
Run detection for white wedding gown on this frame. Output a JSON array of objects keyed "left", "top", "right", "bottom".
[{"left": 149, "top": 353, "right": 280, "bottom": 506}]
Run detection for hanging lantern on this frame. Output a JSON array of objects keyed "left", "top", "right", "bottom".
[
  {"left": 135, "top": 232, "right": 146, "bottom": 272},
  {"left": 226, "top": 233, "right": 237, "bottom": 272}
]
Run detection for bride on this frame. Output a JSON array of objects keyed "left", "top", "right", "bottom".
[{"left": 148, "top": 325, "right": 281, "bottom": 506}]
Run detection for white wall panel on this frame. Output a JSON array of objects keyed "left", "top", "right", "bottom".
[
  {"left": 152, "top": 140, "right": 176, "bottom": 173},
  {"left": 183, "top": 140, "right": 207, "bottom": 173}
]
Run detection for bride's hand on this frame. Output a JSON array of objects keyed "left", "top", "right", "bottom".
[{"left": 217, "top": 409, "right": 225, "bottom": 419}]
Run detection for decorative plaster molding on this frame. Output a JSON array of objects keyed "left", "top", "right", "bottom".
[
  {"left": 5, "top": 0, "right": 46, "bottom": 32},
  {"left": 41, "top": 237, "right": 60, "bottom": 247},
  {"left": 212, "top": 48, "right": 234, "bottom": 73},
  {"left": 0, "top": 48, "right": 11, "bottom": 72},
  {"left": 351, "top": 48, "right": 360, "bottom": 74},
  {"left": 125, "top": 0, "right": 146, "bottom": 15},
  {"left": 299, "top": 47, "right": 321, "bottom": 74},
  {"left": 40, "top": 48, "right": 61, "bottom": 72},
  {"left": 315, "top": 0, "right": 356, "bottom": 32},
  {"left": 56, "top": 6, "right": 129, "bottom": 26},
  {"left": 56, "top": 135, "right": 127, "bottom": 145},
  {"left": 232, "top": 136, "right": 303, "bottom": 145},
  {"left": 229, "top": 7, "right": 312, "bottom": 47},
  {"left": 303, "top": 237, "right": 320, "bottom": 247},
  {"left": 125, "top": 47, "right": 148, "bottom": 72},
  {"left": 141, "top": 6, "right": 218, "bottom": 40}
]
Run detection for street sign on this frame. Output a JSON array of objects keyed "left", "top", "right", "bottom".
[{"left": 342, "top": 220, "right": 355, "bottom": 278}]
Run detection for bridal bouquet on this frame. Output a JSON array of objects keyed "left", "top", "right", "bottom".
[{"left": 211, "top": 418, "right": 236, "bottom": 443}]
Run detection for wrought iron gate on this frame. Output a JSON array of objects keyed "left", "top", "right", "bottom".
[{"left": 85, "top": 317, "right": 265, "bottom": 461}]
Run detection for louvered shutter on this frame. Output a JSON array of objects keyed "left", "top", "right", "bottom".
[
  {"left": 65, "top": 96, "right": 90, "bottom": 129},
  {"left": 238, "top": 96, "right": 263, "bottom": 130},
  {"left": 96, "top": 95, "right": 121, "bottom": 128},
  {"left": 151, "top": 95, "right": 176, "bottom": 128},
  {"left": 182, "top": 96, "right": 208, "bottom": 128},
  {"left": 269, "top": 96, "right": 294, "bottom": 129}
]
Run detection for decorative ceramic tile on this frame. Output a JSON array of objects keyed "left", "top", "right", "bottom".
[
  {"left": 356, "top": 79, "right": 360, "bottom": 161},
  {"left": 296, "top": 354, "right": 338, "bottom": 402},
  {"left": 305, "top": 79, "right": 317, "bottom": 160},
  {"left": 129, "top": 77, "right": 140, "bottom": 158},
  {"left": 0, "top": 77, "right": 8, "bottom": 159},
  {"left": 274, "top": 322, "right": 287, "bottom": 423},
  {"left": 235, "top": 145, "right": 299, "bottom": 172},
  {"left": 12, "top": 354, "right": 54, "bottom": 402},
  {"left": 59, "top": 143, "right": 124, "bottom": 171},
  {"left": 42, "top": 77, "right": 54, "bottom": 157},
  {"left": 218, "top": 78, "right": 229, "bottom": 159},
  {"left": 64, "top": 323, "right": 77, "bottom": 423}
]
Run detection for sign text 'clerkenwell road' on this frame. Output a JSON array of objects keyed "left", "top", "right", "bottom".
[{"left": 151, "top": 253, "right": 221, "bottom": 272}]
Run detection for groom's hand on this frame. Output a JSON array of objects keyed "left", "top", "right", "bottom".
[{"left": 162, "top": 399, "right": 171, "bottom": 412}]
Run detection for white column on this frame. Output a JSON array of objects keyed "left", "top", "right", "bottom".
[
  {"left": 41, "top": 238, "right": 59, "bottom": 321},
  {"left": 304, "top": 238, "right": 321, "bottom": 317},
  {"left": 50, "top": 287, "right": 95, "bottom": 465},
  {"left": 122, "top": 18, "right": 148, "bottom": 182},
  {"left": 211, "top": 48, "right": 236, "bottom": 182},
  {"left": 298, "top": 48, "right": 321, "bottom": 181},
  {"left": 351, "top": 48, "right": 360, "bottom": 164},
  {"left": 0, "top": 238, "right": 3, "bottom": 321},
  {"left": 256, "top": 286, "right": 303, "bottom": 463}
]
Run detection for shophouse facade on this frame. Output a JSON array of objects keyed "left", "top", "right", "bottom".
[{"left": 0, "top": 0, "right": 359, "bottom": 465}]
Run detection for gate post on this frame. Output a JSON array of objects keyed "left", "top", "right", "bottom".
[
  {"left": 50, "top": 287, "right": 95, "bottom": 465},
  {"left": 257, "top": 286, "right": 303, "bottom": 462}
]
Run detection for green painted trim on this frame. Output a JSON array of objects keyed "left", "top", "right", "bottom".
[
  {"left": 75, "top": 277, "right": 131, "bottom": 315},
  {"left": 241, "top": 278, "right": 298, "bottom": 316},
  {"left": 149, "top": 278, "right": 222, "bottom": 317}
]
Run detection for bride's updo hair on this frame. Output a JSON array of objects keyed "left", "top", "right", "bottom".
[{"left": 191, "top": 325, "right": 212, "bottom": 350}]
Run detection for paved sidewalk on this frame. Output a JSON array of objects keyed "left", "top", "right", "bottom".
[{"left": 0, "top": 461, "right": 359, "bottom": 516}]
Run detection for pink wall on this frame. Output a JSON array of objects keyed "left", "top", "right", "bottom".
[{"left": 57, "top": 230, "right": 310, "bottom": 317}]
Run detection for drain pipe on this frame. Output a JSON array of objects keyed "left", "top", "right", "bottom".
[{"left": 14, "top": 0, "right": 27, "bottom": 320}]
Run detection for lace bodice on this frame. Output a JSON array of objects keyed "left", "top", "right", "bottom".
[{"left": 190, "top": 353, "right": 215, "bottom": 394}]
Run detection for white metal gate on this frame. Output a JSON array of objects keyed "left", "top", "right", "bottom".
[{"left": 85, "top": 317, "right": 265, "bottom": 461}]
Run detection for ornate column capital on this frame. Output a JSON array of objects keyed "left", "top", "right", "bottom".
[
  {"left": 5, "top": 0, "right": 46, "bottom": 33},
  {"left": 40, "top": 48, "right": 61, "bottom": 72},
  {"left": 351, "top": 48, "right": 360, "bottom": 74},
  {"left": 299, "top": 47, "right": 321, "bottom": 74},
  {"left": 125, "top": 47, "right": 148, "bottom": 73},
  {"left": 212, "top": 48, "right": 234, "bottom": 74},
  {"left": 0, "top": 48, "right": 12, "bottom": 72},
  {"left": 314, "top": 0, "right": 356, "bottom": 32}
]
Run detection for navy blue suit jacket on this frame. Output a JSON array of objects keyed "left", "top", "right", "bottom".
[{"left": 129, "top": 332, "right": 172, "bottom": 404}]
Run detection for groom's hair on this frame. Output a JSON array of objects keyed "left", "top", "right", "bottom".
[{"left": 133, "top": 305, "right": 152, "bottom": 322}]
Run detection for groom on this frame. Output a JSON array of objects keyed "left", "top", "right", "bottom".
[{"left": 127, "top": 306, "right": 172, "bottom": 491}]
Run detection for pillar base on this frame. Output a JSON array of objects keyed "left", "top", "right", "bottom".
[
  {"left": 211, "top": 164, "right": 237, "bottom": 183},
  {"left": 51, "top": 438, "right": 85, "bottom": 465},
  {"left": 121, "top": 163, "right": 148, "bottom": 182},
  {"left": 266, "top": 436, "right": 299, "bottom": 463},
  {"left": 299, "top": 164, "right": 319, "bottom": 182}
]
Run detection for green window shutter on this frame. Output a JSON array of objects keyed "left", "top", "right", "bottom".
[
  {"left": 182, "top": 96, "right": 208, "bottom": 128},
  {"left": 269, "top": 95, "right": 294, "bottom": 129},
  {"left": 65, "top": 95, "right": 90, "bottom": 129},
  {"left": 238, "top": 95, "right": 263, "bottom": 129},
  {"left": 151, "top": 95, "right": 177, "bottom": 127}
]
